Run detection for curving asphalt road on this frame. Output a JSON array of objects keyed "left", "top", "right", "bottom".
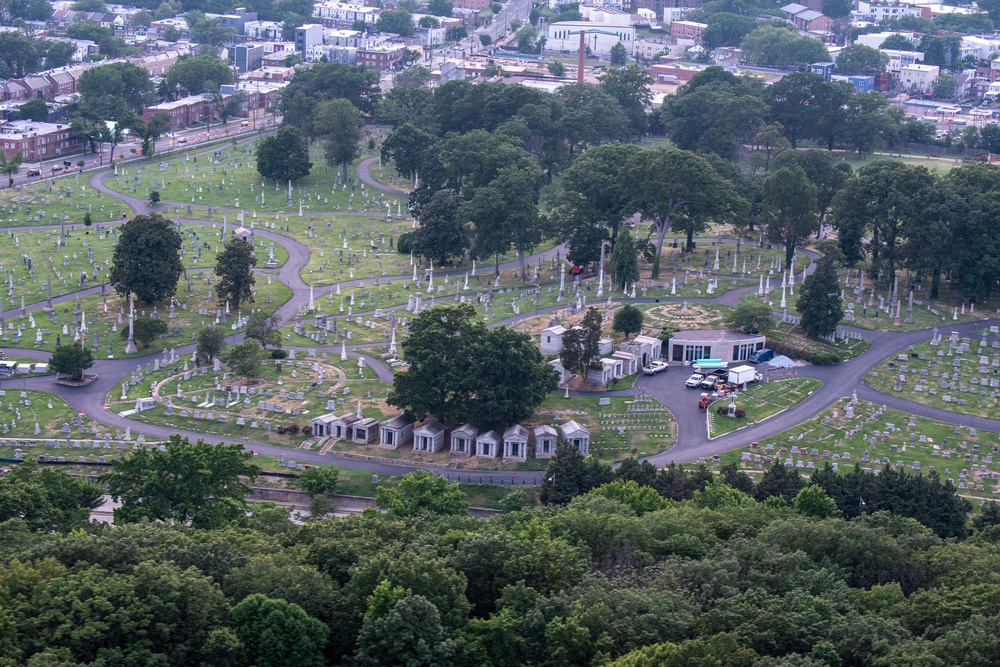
[{"left": 5, "top": 148, "right": 996, "bottom": 485}]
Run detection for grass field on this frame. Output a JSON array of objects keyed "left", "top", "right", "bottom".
[
  {"left": 0, "top": 176, "right": 131, "bottom": 229},
  {"left": 0, "top": 389, "right": 79, "bottom": 439},
  {"left": 708, "top": 377, "right": 822, "bottom": 438}
]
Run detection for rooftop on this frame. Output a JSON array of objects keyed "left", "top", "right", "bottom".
[{"left": 670, "top": 329, "right": 765, "bottom": 342}]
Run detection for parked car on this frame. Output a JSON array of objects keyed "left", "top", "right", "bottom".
[
  {"left": 643, "top": 361, "right": 669, "bottom": 375},
  {"left": 748, "top": 348, "right": 774, "bottom": 363},
  {"left": 685, "top": 373, "right": 704, "bottom": 388}
]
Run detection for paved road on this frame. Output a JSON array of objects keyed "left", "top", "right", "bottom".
[{"left": 9, "top": 144, "right": 998, "bottom": 484}]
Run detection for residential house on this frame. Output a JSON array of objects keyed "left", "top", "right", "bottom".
[
  {"left": 900, "top": 63, "right": 939, "bottom": 93},
  {"left": 503, "top": 425, "right": 529, "bottom": 461},
  {"left": 449, "top": 423, "right": 477, "bottom": 457},
  {"left": 560, "top": 420, "right": 590, "bottom": 455},
  {"left": 379, "top": 415, "right": 413, "bottom": 449},
  {"left": 533, "top": 425, "right": 558, "bottom": 458},
  {"left": 413, "top": 420, "right": 446, "bottom": 453}
]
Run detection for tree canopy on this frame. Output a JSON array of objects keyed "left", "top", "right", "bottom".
[{"left": 109, "top": 214, "right": 184, "bottom": 304}]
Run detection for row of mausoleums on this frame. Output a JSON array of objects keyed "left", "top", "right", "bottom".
[
  {"left": 540, "top": 328, "right": 663, "bottom": 386},
  {"left": 311, "top": 412, "right": 590, "bottom": 461}
]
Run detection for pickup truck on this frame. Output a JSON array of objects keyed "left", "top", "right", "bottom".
[
  {"left": 643, "top": 361, "right": 668, "bottom": 375},
  {"left": 685, "top": 373, "right": 704, "bottom": 388},
  {"left": 700, "top": 376, "right": 723, "bottom": 390}
]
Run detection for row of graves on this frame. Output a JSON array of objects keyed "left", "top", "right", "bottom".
[
  {"left": 880, "top": 328, "right": 1000, "bottom": 408},
  {"left": 728, "top": 394, "right": 1000, "bottom": 495},
  {"left": 311, "top": 407, "right": 591, "bottom": 462},
  {"left": 6, "top": 177, "right": 127, "bottom": 227},
  {"left": 585, "top": 393, "right": 673, "bottom": 456},
  {"left": 839, "top": 269, "right": 978, "bottom": 325}
]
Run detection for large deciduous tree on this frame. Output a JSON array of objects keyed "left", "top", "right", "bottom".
[
  {"left": 197, "top": 326, "right": 226, "bottom": 362},
  {"left": 613, "top": 304, "right": 644, "bottom": 340},
  {"left": 0, "top": 461, "right": 102, "bottom": 533},
  {"left": 215, "top": 237, "right": 257, "bottom": 311},
  {"left": 559, "top": 306, "right": 603, "bottom": 379},
  {"left": 49, "top": 342, "right": 94, "bottom": 381},
  {"left": 836, "top": 44, "right": 889, "bottom": 75},
  {"left": 102, "top": 435, "right": 259, "bottom": 529},
  {"left": 165, "top": 54, "right": 234, "bottom": 95},
  {"left": 120, "top": 316, "right": 168, "bottom": 348},
  {"left": 256, "top": 124, "right": 312, "bottom": 182},
  {"left": 110, "top": 213, "right": 184, "bottom": 304},
  {"left": 761, "top": 166, "right": 818, "bottom": 270},
  {"left": 375, "top": 470, "right": 470, "bottom": 517},
  {"left": 314, "top": 98, "right": 362, "bottom": 181},
  {"left": 412, "top": 189, "right": 468, "bottom": 265},
  {"left": 724, "top": 302, "right": 775, "bottom": 334},
  {"left": 797, "top": 254, "right": 843, "bottom": 338},
  {"left": 227, "top": 339, "right": 267, "bottom": 382},
  {"left": 621, "top": 148, "right": 746, "bottom": 276},
  {"left": 228, "top": 595, "right": 329, "bottom": 667}
]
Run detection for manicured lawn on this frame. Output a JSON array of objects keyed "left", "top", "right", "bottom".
[
  {"left": 708, "top": 377, "right": 822, "bottom": 438},
  {"left": 0, "top": 175, "right": 131, "bottom": 229}
]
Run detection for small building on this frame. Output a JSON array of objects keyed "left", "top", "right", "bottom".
[
  {"left": 900, "top": 63, "right": 940, "bottom": 93},
  {"left": 810, "top": 61, "right": 835, "bottom": 81},
  {"left": 586, "top": 358, "right": 621, "bottom": 386},
  {"left": 667, "top": 330, "right": 766, "bottom": 364},
  {"left": 612, "top": 350, "right": 639, "bottom": 376},
  {"left": 560, "top": 420, "right": 590, "bottom": 455},
  {"left": 534, "top": 425, "right": 558, "bottom": 458},
  {"left": 379, "top": 415, "right": 413, "bottom": 449},
  {"left": 311, "top": 412, "right": 338, "bottom": 437},
  {"left": 449, "top": 423, "right": 477, "bottom": 457},
  {"left": 539, "top": 325, "right": 566, "bottom": 355},
  {"left": 351, "top": 417, "right": 380, "bottom": 444},
  {"left": 413, "top": 420, "right": 445, "bottom": 453},
  {"left": 503, "top": 425, "right": 529, "bottom": 461},
  {"left": 476, "top": 430, "right": 501, "bottom": 458}
]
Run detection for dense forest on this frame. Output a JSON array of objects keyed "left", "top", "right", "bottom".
[{"left": 0, "top": 446, "right": 993, "bottom": 667}]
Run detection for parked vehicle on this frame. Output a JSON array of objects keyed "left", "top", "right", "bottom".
[
  {"left": 643, "top": 361, "right": 669, "bottom": 375},
  {"left": 698, "top": 393, "right": 712, "bottom": 410},
  {"left": 685, "top": 373, "right": 704, "bottom": 388},
  {"left": 700, "top": 375, "right": 723, "bottom": 390},
  {"left": 748, "top": 348, "right": 773, "bottom": 363},
  {"left": 692, "top": 358, "right": 727, "bottom": 372},
  {"left": 728, "top": 365, "right": 763, "bottom": 386}
]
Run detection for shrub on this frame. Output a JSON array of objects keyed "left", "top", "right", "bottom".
[
  {"left": 271, "top": 349, "right": 288, "bottom": 359},
  {"left": 397, "top": 231, "right": 414, "bottom": 255},
  {"left": 287, "top": 424, "right": 300, "bottom": 435}
]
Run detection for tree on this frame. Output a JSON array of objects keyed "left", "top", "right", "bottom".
[
  {"left": 0, "top": 461, "right": 102, "bottom": 533},
  {"left": 197, "top": 326, "right": 226, "bottom": 362},
  {"left": 754, "top": 460, "right": 807, "bottom": 503},
  {"left": 880, "top": 33, "right": 916, "bottom": 50},
  {"left": 548, "top": 61, "right": 565, "bottom": 77},
  {"left": 226, "top": 339, "right": 267, "bottom": 382},
  {"left": 163, "top": 25, "right": 181, "bottom": 41},
  {"left": 609, "top": 42, "right": 628, "bottom": 66},
  {"left": 376, "top": 9, "right": 415, "bottom": 36},
  {"left": 228, "top": 595, "right": 328, "bottom": 667},
  {"left": 933, "top": 71, "right": 958, "bottom": 100},
  {"left": 621, "top": 148, "right": 746, "bottom": 275},
  {"left": 412, "top": 189, "right": 468, "bottom": 265},
  {"left": 121, "top": 316, "right": 168, "bottom": 348},
  {"left": 843, "top": 91, "right": 897, "bottom": 157},
  {"left": 612, "top": 304, "right": 644, "bottom": 340},
  {"left": 465, "top": 326, "right": 557, "bottom": 432},
  {"left": 740, "top": 25, "right": 830, "bottom": 67},
  {"left": 110, "top": 214, "right": 183, "bottom": 304},
  {"left": 278, "top": 62, "right": 381, "bottom": 133},
  {"left": 215, "top": 89, "right": 247, "bottom": 125},
  {"left": 245, "top": 311, "right": 281, "bottom": 349},
  {"left": 724, "top": 302, "right": 775, "bottom": 334},
  {"left": 772, "top": 149, "right": 851, "bottom": 227},
  {"left": 381, "top": 123, "right": 436, "bottom": 180},
  {"left": 189, "top": 17, "right": 236, "bottom": 46},
  {"left": 559, "top": 306, "right": 603, "bottom": 379},
  {"left": 762, "top": 166, "right": 818, "bottom": 270},
  {"left": 256, "top": 124, "right": 312, "bottom": 182},
  {"left": 480, "top": 33, "right": 492, "bottom": 46},
  {"left": 428, "top": 0, "right": 453, "bottom": 15},
  {"left": 541, "top": 443, "right": 611, "bottom": 504},
  {"left": 797, "top": 255, "right": 843, "bottom": 338},
  {"left": 214, "top": 237, "right": 257, "bottom": 312},
  {"left": 149, "top": 190, "right": 160, "bottom": 206},
  {"left": 375, "top": 471, "right": 469, "bottom": 517},
  {"left": 353, "top": 594, "right": 456, "bottom": 667},
  {"left": 418, "top": 15, "right": 440, "bottom": 27},
  {"left": 609, "top": 227, "right": 639, "bottom": 290},
  {"left": 794, "top": 486, "right": 841, "bottom": 518},
  {"left": 0, "top": 150, "right": 22, "bottom": 187},
  {"left": 598, "top": 64, "right": 653, "bottom": 138},
  {"left": 376, "top": 67, "right": 434, "bottom": 128},
  {"left": 701, "top": 12, "right": 757, "bottom": 49},
  {"left": 14, "top": 98, "right": 47, "bottom": 122},
  {"left": 297, "top": 466, "right": 339, "bottom": 497},
  {"left": 166, "top": 54, "right": 233, "bottom": 96},
  {"left": 314, "top": 98, "right": 362, "bottom": 181},
  {"left": 821, "top": 0, "right": 852, "bottom": 17},
  {"left": 102, "top": 435, "right": 259, "bottom": 529},
  {"left": 48, "top": 342, "right": 94, "bottom": 382},
  {"left": 77, "top": 61, "right": 152, "bottom": 114},
  {"left": 836, "top": 44, "right": 888, "bottom": 75}
]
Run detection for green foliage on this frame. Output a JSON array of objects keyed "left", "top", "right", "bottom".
[
  {"left": 245, "top": 311, "right": 281, "bottom": 349},
  {"left": 102, "top": 435, "right": 259, "bottom": 529},
  {"left": 610, "top": 42, "right": 629, "bottom": 66},
  {"left": 797, "top": 255, "right": 843, "bottom": 338},
  {"left": 166, "top": 54, "right": 234, "bottom": 95},
  {"left": 609, "top": 227, "right": 640, "bottom": 290},
  {"left": 77, "top": 61, "right": 152, "bottom": 114},
  {"left": 375, "top": 470, "right": 470, "bottom": 517},
  {"left": 0, "top": 462, "right": 102, "bottom": 533},
  {"left": 376, "top": 8, "right": 415, "bottom": 36},
  {"left": 14, "top": 98, "right": 48, "bottom": 122},
  {"left": 296, "top": 466, "right": 339, "bottom": 497},
  {"left": 548, "top": 60, "right": 565, "bottom": 77},
  {"left": 590, "top": 480, "right": 668, "bottom": 515},
  {"left": 762, "top": 166, "right": 818, "bottom": 270},
  {"left": 724, "top": 302, "right": 775, "bottom": 334},
  {"left": 48, "top": 342, "right": 93, "bottom": 381},
  {"left": 836, "top": 43, "right": 889, "bottom": 75},
  {"left": 412, "top": 190, "right": 468, "bottom": 265},
  {"left": 256, "top": 124, "right": 312, "bottom": 182},
  {"left": 196, "top": 326, "right": 226, "bottom": 362},
  {"left": 794, "top": 486, "right": 841, "bottom": 518},
  {"left": 120, "top": 316, "right": 167, "bottom": 348},
  {"left": 109, "top": 213, "right": 184, "bottom": 304},
  {"left": 314, "top": 98, "right": 362, "bottom": 180},
  {"left": 541, "top": 443, "right": 613, "bottom": 504},
  {"left": 612, "top": 304, "right": 644, "bottom": 340},
  {"left": 559, "top": 306, "right": 603, "bottom": 378},
  {"left": 226, "top": 339, "right": 267, "bottom": 382},
  {"left": 228, "top": 594, "right": 328, "bottom": 667},
  {"left": 740, "top": 25, "right": 830, "bottom": 67},
  {"left": 214, "top": 237, "right": 257, "bottom": 311}
]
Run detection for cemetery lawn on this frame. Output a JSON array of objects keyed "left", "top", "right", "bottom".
[
  {"left": 3, "top": 278, "right": 291, "bottom": 358},
  {"left": 716, "top": 397, "right": 1000, "bottom": 500},
  {"left": 707, "top": 377, "right": 822, "bottom": 438},
  {"left": 767, "top": 323, "right": 872, "bottom": 362},
  {"left": 0, "top": 177, "right": 132, "bottom": 229},
  {"left": 0, "top": 389, "right": 79, "bottom": 440},
  {"left": 864, "top": 337, "right": 1000, "bottom": 421},
  {"left": 786, "top": 291, "right": 985, "bottom": 332},
  {"left": 102, "top": 142, "right": 392, "bottom": 216}
]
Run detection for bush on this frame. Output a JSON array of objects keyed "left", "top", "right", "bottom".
[
  {"left": 287, "top": 424, "right": 300, "bottom": 435},
  {"left": 811, "top": 351, "right": 841, "bottom": 366},
  {"left": 270, "top": 349, "right": 287, "bottom": 359},
  {"left": 717, "top": 405, "right": 747, "bottom": 419},
  {"left": 397, "top": 231, "right": 414, "bottom": 255}
]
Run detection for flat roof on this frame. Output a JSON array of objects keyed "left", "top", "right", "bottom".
[{"left": 670, "top": 330, "right": 765, "bottom": 343}]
